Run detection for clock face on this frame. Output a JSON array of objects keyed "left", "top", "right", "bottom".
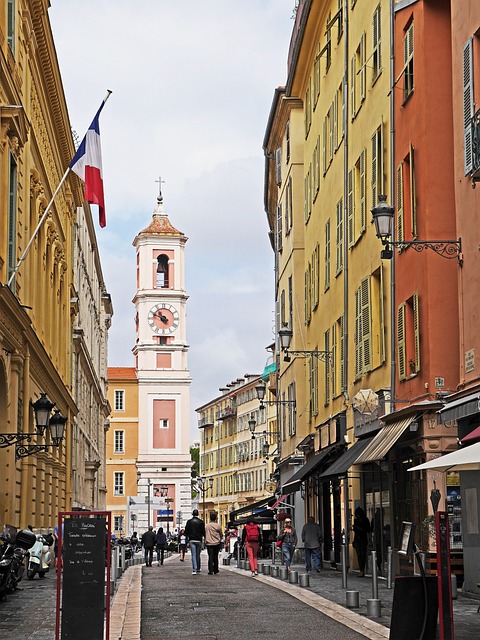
[{"left": 148, "top": 303, "right": 180, "bottom": 335}]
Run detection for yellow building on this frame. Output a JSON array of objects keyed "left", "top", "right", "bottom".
[
  {"left": 263, "top": 0, "right": 392, "bottom": 567},
  {"left": 196, "top": 374, "right": 276, "bottom": 531},
  {"left": 106, "top": 368, "right": 139, "bottom": 535},
  {"left": 0, "top": 1, "right": 111, "bottom": 530}
]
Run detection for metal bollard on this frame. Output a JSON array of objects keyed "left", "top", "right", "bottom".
[
  {"left": 387, "top": 547, "right": 393, "bottom": 589},
  {"left": 239, "top": 559, "right": 245, "bottom": 570},
  {"left": 271, "top": 542, "right": 276, "bottom": 564},
  {"left": 279, "top": 566, "right": 288, "bottom": 580},
  {"left": 288, "top": 570, "right": 298, "bottom": 584},
  {"left": 451, "top": 573, "right": 458, "bottom": 599},
  {"left": 263, "top": 564, "right": 271, "bottom": 575},
  {"left": 270, "top": 565, "right": 279, "bottom": 578},
  {"left": 299, "top": 573, "right": 310, "bottom": 588},
  {"left": 236, "top": 544, "right": 241, "bottom": 567},
  {"left": 346, "top": 591, "right": 360, "bottom": 608},
  {"left": 367, "top": 599, "right": 381, "bottom": 617},
  {"left": 341, "top": 544, "right": 348, "bottom": 589},
  {"left": 257, "top": 562, "right": 264, "bottom": 574},
  {"left": 371, "top": 550, "right": 378, "bottom": 600}
]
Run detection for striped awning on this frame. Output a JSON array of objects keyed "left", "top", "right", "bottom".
[
  {"left": 321, "top": 436, "right": 375, "bottom": 478},
  {"left": 355, "top": 416, "right": 416, "bottom": 464},
  {"left": 437, "top": 393, "right": 480, "bottom": 424}
]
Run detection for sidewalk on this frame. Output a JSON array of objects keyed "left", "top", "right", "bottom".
[{"left": 110, "top": 552, "right": 480, "bottom": 640}]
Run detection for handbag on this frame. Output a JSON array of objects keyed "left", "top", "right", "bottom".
[{"left": 275, "top": 539, "right": 283, "bottom": 548}]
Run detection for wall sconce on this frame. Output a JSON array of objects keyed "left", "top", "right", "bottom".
[
  {"left": 371, "top": 195, "right": 463, "bottom": 264},
  {"left": 278, "top": 327, "right": 332, "bottom": 364},
  {"left": 0, "top": 393, "right": 68, "bottom": 460},
  {"left": 248, "top": 415, "right": 278, "bottom": 440},
  {"left": 255, "top": 382, "right": 296, "bottom": 410}
]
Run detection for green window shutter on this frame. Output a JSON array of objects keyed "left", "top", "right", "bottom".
[
  {"left": 336, "top": 198, "right": 343, "bottom": 274},
  {"left": 361, "top": 277, "right": 372, "bottom": 370},
  {"left": 324, "top": 330, "right": 330, "bottom": 404},
  {"left": 331, "top": 322, "right": 337, "bottom": 397},
  {"left": 325, "top": 220, "right": 331, "bottom": 290},
  {"left": 397, "top": 303, "right": 406, "bottom": 381},
  {"left": 355, "top": 287, "right": 362, "bottom": 377},
  {"left": 360, "top": 32, "right": 366, "bottom": 103},
  {"left": 348, "top": 168, "right": 355, "bottom": 246},
  {"left": 350, "top": 56, "right": 356, "bottom": 119},
  {"left": 397, "top": 163, "right": 404, "bottom": 242},
  {"left": 360, "top": 149, "right": 366, "bottom": 232},
  {"left": 413, "top": 291, "right": 420, "bottom": 372},
  {"left": 322, "top": 118, "right": 327, "bottom": 174},
  {"left": 371, "top": 131, "right": 378, "bottom": 208}
]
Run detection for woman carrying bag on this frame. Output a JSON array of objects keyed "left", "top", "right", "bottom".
[{"left": 278, "top": 518, "right": 297, "bottom": 573}]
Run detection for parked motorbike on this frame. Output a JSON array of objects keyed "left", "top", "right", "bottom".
[
  {"left": 0, "top": 529, "right": 36, "bottom": 599},
  {"left": 27, "top": 532, "right": 53, "bottom": 579}
]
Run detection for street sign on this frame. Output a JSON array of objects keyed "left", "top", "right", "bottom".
[
  {"left": 157, "top": 509, "right": 174, "bottom": 516},
  {"left": 156, "top": 516, "right": 174, "bottom": 522}
]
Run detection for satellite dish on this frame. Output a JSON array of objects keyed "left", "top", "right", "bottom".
[{"left": 353, "top": 389, "right": 379, "bottom": 414}]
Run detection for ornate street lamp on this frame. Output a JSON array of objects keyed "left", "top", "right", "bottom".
[
  {"left": 254, "top": 382, "right": 296, "bottom": 410},
  {"left": 371, "top": 195, "right": 463, "bottom": 264},
  {"left": 197, "top": 476, "right": 213, "bottom": 522},
  {"left": 278, "top": 326, "right": 332, "bottom": 364}
]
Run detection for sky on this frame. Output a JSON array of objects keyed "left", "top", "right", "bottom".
[{"left": 48, "top": 0, "right": 295, "bottom": 442}]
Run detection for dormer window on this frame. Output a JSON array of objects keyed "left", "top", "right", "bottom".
[{"left": 156, "top": 254, "right": 169, "bottom": 287}]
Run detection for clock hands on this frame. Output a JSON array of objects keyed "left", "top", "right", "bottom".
[{"left": 155, "top": 311, "right": 169, "bottom": 324}]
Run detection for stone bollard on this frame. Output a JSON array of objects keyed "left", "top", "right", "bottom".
[
  {"left": 451, "top": 574, "right": 458, "bottom": 599},
  {"left": 270, "top": 565, "right": 279, "bottom": 578},
  {"left": 279, "top": 566, "right": 288, "bottom": 580},
  {"left": 288, "top": 570, "right": 298, "bottom": 584},
  {"left": 257, "top": 562, "right": 264, "bottom": 574},
  {"left": 367, "top": 599, "right": 381, "bottom": 617},
  {"left": 299, "top": 573, "right": 310, "bottom": 588},
  {"left": 239, "top": 560, "right": 245, "bottom": 570},
  {"left": 262, "top": 564, "right": 271, "bottom": 575},
  {"left": 346, "top": 591, "right": 360, "bottom": 608}
]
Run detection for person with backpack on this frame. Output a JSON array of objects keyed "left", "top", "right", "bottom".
[{"left": 242, "top": 518, "right": 261, "bottom": 577}]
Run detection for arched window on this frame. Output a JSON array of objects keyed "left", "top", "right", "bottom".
[{"left": 156, "top": 254, "right": 169, "bottom": 288}]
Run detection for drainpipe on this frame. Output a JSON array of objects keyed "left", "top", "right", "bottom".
[{"left": 389, "top": 0, "right": 396, "bottom": 411}]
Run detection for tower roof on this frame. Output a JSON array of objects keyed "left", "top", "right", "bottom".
[{"left": 138, "top": 196, "right": 184, "bottom": 237}]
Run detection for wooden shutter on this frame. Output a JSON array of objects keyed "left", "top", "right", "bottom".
[
  {"left": 275, "top": 148, "right": 282, "bottom": 185},
  {"left": 409, "top": 143, "right": 416, "bottom": 236},
  {"left": 379, "top": 265, "right": 385, "bottom": 363},
  {"left": 361, "top": 277, "right": 372, "bottom": 370},
  {"left": 371, "top": 130, "right": 378, "bottom": 208},
  {"left": 324, "top": 330, "right": 330, "bottom": 404},
  {"left": 331, "top": 322, "right": 337, "bottom": 397},
  {"left": 396, "top": 163, "right": 404, "bottom": 242},
  {"left": 360, "top": 149, "right": 366, "bottom": 232},
  {"left": 360, "top": 32, "right": 366, "bottom": 103},
  {"left": 463, "top": 38, "right": 474, "bottom": 175},
  {"left": 322, "top": 117, "right": 327, "bottom": 174},
  {"left": 413, "top": 291, "right": 420, "bottom": 372},
  {"left": 348, "top": 168, "right": 355, "bottom": 246},
  {"left": 340, "top": 315, "right": 345, "bottom": 392},
  {"left": 325, "top": 220, "right": 331, "bottom": 291},
  {"left": 355, "top": 287, "right": 362, "bottom": 377},
  {"left": 397, "top": 303, "right": 406, "bottom": 380},
  {"left": 350, "top": 56, "right": 356, "bottom": 119},
  {"left": 336, "top": 198, "right": 343, "bottom": 274}
]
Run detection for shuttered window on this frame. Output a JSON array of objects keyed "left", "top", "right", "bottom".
[
  {"left": 325, "top": 220, "right": 331, "bottom": 291},
  {"left": 371, "top": 125, "right": 384, "bottom": 209},
  {"left": 324, "top": 330, "right": 331, "bottom": 404},
  {"left": 397, "top": 162, "right": 404, "bottom": 242},
  {"left": 403, "top": 24, "right": 414, "bottom": 102},
  {"left": 463, "top": 38, "right": 474, "bottom": 175},
  {"left": 336, "top": 198, "right": 343, "bottom": 275},
  {"left": 347, "top": 168, "right": 355, "bottom": 247},
  {"left": 372, "top": 5, "right": 382, "bottom": 81},
  {"left": 397, "top": 303, "right": 406, "bottom": 380},
  {"left": 409, "top": 143, "right": 417, "bottom": 236},
  {"left": 355, "top": 277, "right": 372, "bottom": 377}
]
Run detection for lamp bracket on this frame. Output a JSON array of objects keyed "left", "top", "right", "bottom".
[
  {"left": 0, "top": 433, "right": 33, "bottom": 448},
  {"left": 15, "top": 443, "right": 59, "bottom": 460},
  {"left": 260, "top": 399, "right": 296, "bottom": 409},
  {"left": 382, "top": 239, "right": 463, "bottom": 265},
  {"left": 283, "top": 349, "right": 332, "bottom": 364}
]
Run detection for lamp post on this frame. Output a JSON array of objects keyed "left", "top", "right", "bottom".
[
  {"left": 197, "top": 476, "right": 213, "bottom": 522},
  {"left": 160, "top": 485, "right": 174, "bottom": 535},
  {"left": 371, "top": 195, "right": 463, "bottom": 264}
]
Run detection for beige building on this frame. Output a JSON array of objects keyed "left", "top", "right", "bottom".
[{"left": 0, "top": 1, "right": 111, "bottom": 530}]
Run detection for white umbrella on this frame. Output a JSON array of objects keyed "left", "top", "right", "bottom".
[{"left": 409, "top": 441, "right": 480, "bottom": 472}]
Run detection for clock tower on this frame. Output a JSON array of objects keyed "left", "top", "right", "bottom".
[{"left": 132, "top": 193, "right": 192, "bottom": 532}]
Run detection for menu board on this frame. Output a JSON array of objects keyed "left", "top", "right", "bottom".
[{"left": 61, "top": 517, "right": 106, "bottom": 639}]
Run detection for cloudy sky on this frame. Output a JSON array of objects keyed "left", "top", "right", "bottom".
[{"left": 49, "top": 1, "right": 295, "bottom": 441}]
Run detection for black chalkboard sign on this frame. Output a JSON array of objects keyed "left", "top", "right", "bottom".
[{"left": 61, "top": 517, "right": 106, "bottom": 640}]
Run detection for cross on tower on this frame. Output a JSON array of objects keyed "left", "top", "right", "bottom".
[{"left": 155, "top": 176, "right": 166, "bottom": 203}]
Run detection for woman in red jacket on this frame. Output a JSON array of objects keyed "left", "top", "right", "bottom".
[{"left": 242, "top": 518, "right": 261, "bottom": 577}]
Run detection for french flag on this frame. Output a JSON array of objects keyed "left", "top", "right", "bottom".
[{"left": 69, "top": 94, "right": 110, "bottom": 228}]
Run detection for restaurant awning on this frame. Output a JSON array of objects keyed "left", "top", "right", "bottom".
[
  {"left": 321, "top": 436, "right": 375, "bottom": 478},
  {"left": 229, "top": 496, "right": 276, "bottom": 519},
  {"left": 460, "top": 425, "right": 480, "bottom": 445},
  {"left": 355, "top": 416, "right": 416, "bottom": 464},
  {"left": 409, "top": 441, "right": 480, "bottom": 473},
  {"left": 438, "top": 392, "right": 480, "bottom": 424},
  {"left": 281, "top": 447, "right": 334, "bottom": 493}
]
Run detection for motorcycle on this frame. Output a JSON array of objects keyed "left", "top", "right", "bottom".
[
  {"left": 27, "top": 532, "right": 53, "bottom": 579},
  {"left": 0, "top": 529, "right": 36, "bottom": 599}
]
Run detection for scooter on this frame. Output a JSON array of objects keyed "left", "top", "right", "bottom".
[
  {"left": 0, "top": 529, "right": 36, "bottom": 599},
  {"left": 27, "top": 533, "right": 52, "bottom": 579}
]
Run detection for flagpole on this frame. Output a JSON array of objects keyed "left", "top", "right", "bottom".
[{"left": 6, "top": 90, "right": 113, "bottom": 288}]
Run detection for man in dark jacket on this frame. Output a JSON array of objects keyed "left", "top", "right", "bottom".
[
  {"left": 156, "top": 527, "right": 167, "bottom": 566},
  {"left": 141, "top": 526, "right": 156, "bottom": 567},
  {"left": 184, "top": 509, "right": 205, "bottom": 575}
]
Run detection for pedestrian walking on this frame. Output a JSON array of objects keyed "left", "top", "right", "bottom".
[
  {"left": 352, "top": 507, "right": 370, "bottom": 577},
  {"left": 205, "top": 512, "right": 223, "bottom": 575},
  {"left": 184, "top": 509, "right": 205, "bottom": 575},
  {"left": 278, "top": 518, "right": 297, "bottom": 573},
  {"left": 301, "top": 515, "right": 323, "bottom": 573},
  {"left": 130, "top": 531, "right": 139, "bottom": 554},
  {"left": 142, "top": 526, "right": 156, "bottom": 567},
  {"left": 242, "top": 518, "right": 261, "bottom": 577},
  {"left": 156, "top": 527, "right": 167, "bottom": 566},
  {"left": 178, "top": 529, "right": 187, "bottom": 561}
]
